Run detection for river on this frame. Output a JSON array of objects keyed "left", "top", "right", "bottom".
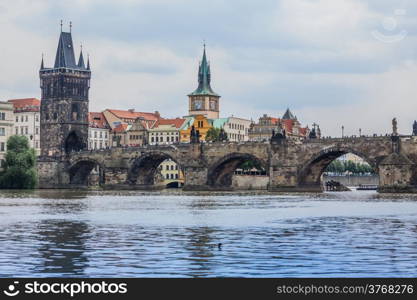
[{"left": 0, "top": 190, "right": 416, "bottom": 277}]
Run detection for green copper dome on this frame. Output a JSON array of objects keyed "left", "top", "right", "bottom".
[{"left": 189, "top": 46, "right": 219, "bottom": 97}]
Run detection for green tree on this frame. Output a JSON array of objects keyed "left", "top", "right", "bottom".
[
  {"left": 0, "top": 135, "right": 37, "bottom": 189},
  {"left": 205, "top": 127, "right": 221, "bottom": 142}
]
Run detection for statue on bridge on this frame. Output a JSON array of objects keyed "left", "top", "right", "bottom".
[
  {"left": 271, "top": 121, "right": 286, "bottom": 144},
  {"left": 413, "top": 121, "right": 417, "bottom": 136},
  {"left": 190, "top": 125, "right": 200, "bottom": 143},
  {"left": 392, "top": 118, "right": 398, "bottom": 136},
  {"left": 219, "top": 128, "right": 228, "bottom": 142}
]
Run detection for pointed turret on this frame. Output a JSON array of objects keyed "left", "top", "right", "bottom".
[
  {"left": 86, "top": 54, "right": 90, "bottom": 70},
  {"left": 40, "top": 54, "right": 44, "bottom": 70},
  {"left": 189, "top": 45, "right": 219, "bottom": 96},
  {"left": 54, "top": 31, "right": 77, "bottom": 68},
  {"left": 282, "top": 108, "right": 296, "bottom": 120},
  {"left": 78, "top": 46, "right": 85, "bottom": 69}
]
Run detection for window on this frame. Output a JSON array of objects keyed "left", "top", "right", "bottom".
[
  {"left": 35, "top": 127, "right": 39, "bottom": 135},
  {"left": 35, "top": 115, "right": 39, "bottom": 122},
  {"left": 25, "top": 115, "right": 28, "bottom": 122},
  {"left": 16, "top": 116, "right": 18, "bottom": 122},
  {"left": 165, "top": 174, "right": 169, "bottom": 179},
  {"left": 99, "top": 142, "right": 102, "bottom": 149},
  {"left": 0, "top": 113, "right": 5, "bottom": 120},
  {"left": 94, "top": 142, "right": 97, "bottom": 149},
  {"left": 171, "top": 165, "right": 174, "bottom": 170},
  {"left": 25, "top": 127, "right": 28, "bottom": 135},
  {"left": 20, "top": 127, "right": 23, "bottom": 134},
  {"left": 35, "top": 141, "right": 39, "bottom": 148},
  {"left": 15, "top": 128, "right": 18, "bottom": 135},
  {"left": 175, "top": 174, "right": 179, "bottom": 179},
  {"left": 0, "top": 142, "right": 4, "bottom": 152},
  {"left": 94, "top": 131, "right": 97, "bottom": 138},
  {"left": 151, "top": 137, "right": 154, "bottom": 143},
  {"left": 166, "top": 165, "right": 169, "bottom": 170},
  {"left": 21, "top": 116, "right": 24, "bottom": 122},
  {"left": 100, "top": 132, "right": 102, "bottom": 139},
  {"left": 0, "top": 128, "right": 5, "bottom": 136}
]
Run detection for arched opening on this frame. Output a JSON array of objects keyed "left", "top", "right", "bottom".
[
  {"left": 208, "top": 153, "right": 268, "bottom": 189},
  {"left": 65, "top": 131, "right": 84, "bottom": 154},
  {"left": 127, "top": 153, "right": 184, "bottom": 188},
  {"left": 299, "top": 149, "right": 379, "bottom": 191},
  {"left": 69, "top": 160, "right": 105, "bottom": 187}
]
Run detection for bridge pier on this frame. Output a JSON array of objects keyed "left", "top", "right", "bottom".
[
  {"left": 182, "top": 166, "right": 211, "bottom": 191},
  {"left": 378, "top": 153, "right": 417, "bottom": 193}
]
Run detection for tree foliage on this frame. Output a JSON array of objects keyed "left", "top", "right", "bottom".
[
  {"left": 206, "top": 127, "right": 227, "bottom": 142},
  {"left": 0, "top": 135, "right": 37, "bottom": 189},
  {"left": 325, "top": 159, "right": 375, "bottom": 175}
]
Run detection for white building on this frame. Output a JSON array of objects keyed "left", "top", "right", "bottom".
[
  {"left": 148, "top": 118, "right": 185, "bottom": 145},
  {"left": 0, "top": 101, "right": 15, "bottom": 169},
  {"left": 88, "top": 112, "right": 111, "bottom": 150},
  {"left": 212, "top": 116, "right": 252, "bottom": 142},
  {"left": 8, "top": 98, "right": 41, "bottom": 155}
]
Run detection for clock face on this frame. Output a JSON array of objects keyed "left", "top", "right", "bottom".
[{"left": 194, "top": 100, "right": 203, "bottom": 110}]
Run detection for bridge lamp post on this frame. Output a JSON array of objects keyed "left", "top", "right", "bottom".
[
  {"left": 359, "top": 128, "right": 362, "bottom": 137},
  {"left": 342, "top": 126, "right": 344, "bottom": 138}
]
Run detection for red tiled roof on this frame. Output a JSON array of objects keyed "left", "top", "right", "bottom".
[
  {"left": 270, "top": 117, "right": 279, "bottom": 125},
  {"left": 281, "top": 119, "right": 294, "bottom": 133},
  {"left": 8, "top": 98, "right": 40, "bottom": 112},
  {"left": 107, "top": 109, "right": 160, "bottom": 121},
  {"left": 299, "top": 127, "right": 308, "bottom": 135},
  {"left": 113, "top": 123, "right": 129, "bottom": 133},
  {"left": 89, "top": 112, "right": 109, "bottom": 129},
  {"left": 153, "top": 118, "right": 185, "bottom": 129}
]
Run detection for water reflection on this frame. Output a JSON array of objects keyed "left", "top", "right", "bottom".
[
  {"left": 0, "top": 190, "right": 417, "bottom": 277},
  {"left": 35, "top": 220, "right": 89, "bottom": 277}
]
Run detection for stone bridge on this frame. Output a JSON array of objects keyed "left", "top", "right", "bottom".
[{"left": 37, "top": 135, "right": 417, "bottom": 192}]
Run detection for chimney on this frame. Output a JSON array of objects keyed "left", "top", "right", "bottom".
[
  {"left": 128, "top": 108, "right": 135, "bottom": 113},
  {"left": 154, "top": 111, "right": 160, "bottom": 118}
]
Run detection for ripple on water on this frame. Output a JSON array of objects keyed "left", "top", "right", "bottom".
[{"left": 0, "top": 190, "right": 416, "bottom": 277}]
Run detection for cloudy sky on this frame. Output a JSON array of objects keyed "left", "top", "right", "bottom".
[{"left": 0, "top": 0, "right": 416, "bottom": 136}]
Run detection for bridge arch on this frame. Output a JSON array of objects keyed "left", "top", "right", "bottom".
[
  {"left": 68, "top": 158, "right": 105, "bottom": 186},
  {"left": 298, "top": 146, "right": 378, "bottom": 188},
  {"left": 127, "top": 151, "right": 183, "bottom": 186},
  {"left": 207, "top": 152, "right": 268, "bottom": 188}
]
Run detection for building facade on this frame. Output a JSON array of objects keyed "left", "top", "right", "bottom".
[
  {"left": 40, "top": 29, "right": 91, "bottom": 156},
  {"left": 8, "top": 98, "right": 41, "bottom": 155},
  {"left": 188, "top": 46, "right": 220, "bottom": 119},
  {"left": 249, "top": 109, "right": 309, "bottom": 141},
  {"left": 88, "top": 112, "right": 110, "bottom": 150},
  {"left": 213, "top": 117, "right": 252, "bottom": 142},
  {"left": 148, "top": 118, "right": 185, "bottom": 145},
  {"left": 0, "top": 101, "right": 14, "bottom": 169}
]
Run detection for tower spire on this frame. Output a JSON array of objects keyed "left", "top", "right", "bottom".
[
  {"left": 78, "top": 44, "right": 85, "bottom": 68},
  {"left": 87, "top": 53, "right": 90, "bottom": 70},
  {"left": 189, "top": 44, "right": 218, "bottom": 96},
  {"left": 40, "top": 53, "right": 44, "bottom": 69},
  {"left": 54, "top": 27, "right": 76, "bottom": 68}
]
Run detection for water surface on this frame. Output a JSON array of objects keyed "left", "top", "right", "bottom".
[{"left": 0, "top": 190, "right": 416, "bottom": 277}]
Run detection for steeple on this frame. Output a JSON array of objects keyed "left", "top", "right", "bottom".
[
  {"left": 78, "top": 45, "right": 85, "bottom": 68},
  {"left": 282, "top": 108, "right": 296, "bottom": 120},
  {"left": 86, "top": 54, "right": 90, "bottom": 70},
  {"left": 40, "top": 54, "right": 44, "bottom": 69},
  {"left": 54, "top": 26, "right": 77, "bottom": 68},
  {"left": 189, "top": 45, "right": 219, "bottom": 96}
]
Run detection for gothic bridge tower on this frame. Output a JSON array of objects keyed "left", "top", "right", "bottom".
[
  {"left": 40, "top": 25, "right": 91, "bottom": 156},
  {"left": 188, "top": 45, "right": 220, "bottom": 119}
]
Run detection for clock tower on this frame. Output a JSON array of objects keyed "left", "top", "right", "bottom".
[{"left": 188, "top": 45, "right": 220, "bottom": 119}]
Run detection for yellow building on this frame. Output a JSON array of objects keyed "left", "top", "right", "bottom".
[
  {"left": 158, "top": 159, "right": 184, "bottom": 188},
  {"left": 180, "top": 115, "right": 214, "bottom": 142}
]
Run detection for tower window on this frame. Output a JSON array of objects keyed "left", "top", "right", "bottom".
[{"left": 71, "top": 103, "right": 79, "bottom": 121}]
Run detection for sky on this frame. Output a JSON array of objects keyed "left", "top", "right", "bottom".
[{"left": 0, "top": 0, "right": 417, "bottom": 136}]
